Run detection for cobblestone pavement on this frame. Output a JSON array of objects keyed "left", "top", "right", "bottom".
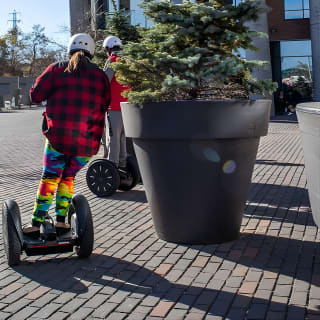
[{"left": 0, "top": 107, "right": 319, "bottom": 320}]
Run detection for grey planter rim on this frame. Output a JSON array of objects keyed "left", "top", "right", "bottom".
[
  {"left": 121, "top": 99, "right": 272, "bottom": 140},
  {"left": 121, "top": 98, "right": 272, "bottom": 106},
  {"left": 296, "top": 102, "right": 320, "bottom": 115}
]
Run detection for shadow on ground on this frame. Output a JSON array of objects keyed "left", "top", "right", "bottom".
[
  {"left": 13, "top": 233, "right": 320, "bottom": 318},
  {"left": 270, "top": 113, "right": 298, "bottom": 124},
  {"left": 255, "top": 160, "right": 304, "bottom": 167},
  {"left": 98, "top": 189, "right": 147, "bottom": 203},
  {"left": 245, "top": 183, "right": 313, "bottom": 226}
]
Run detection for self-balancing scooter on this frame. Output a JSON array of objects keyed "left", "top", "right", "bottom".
[
  {"left": 2, "top": 194, "right": 94, "bottom": 266},
  {"left": 86, "top": 155, "right": 141, "bottom": 197}
]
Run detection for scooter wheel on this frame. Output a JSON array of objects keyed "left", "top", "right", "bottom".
[
  {"left": 86, "top": 159, "right": 120, "bottom": 197},
  {"left": 76, "top": 209, "right": 94, "bottom": 258},
  {"left": 2, "top": 200, "right": 22, "bottom": 266},
  {"left": 118, "top": 156, "right": 141, "bottom": 191},
  {"left": 68, "top": 194, "right": 94, "bottom": 258}
]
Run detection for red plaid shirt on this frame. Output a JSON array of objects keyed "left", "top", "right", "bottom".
[{"left": 30, "top": 60, "right": 111, "bottom": 156}]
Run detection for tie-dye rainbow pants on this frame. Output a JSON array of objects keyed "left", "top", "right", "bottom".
[{"left": 32, "top": 140, "right": 91, "bottom": 226}]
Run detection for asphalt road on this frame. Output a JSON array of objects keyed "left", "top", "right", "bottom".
[{"left": 0, "top": 107, "right": 44, "bottom": 138}]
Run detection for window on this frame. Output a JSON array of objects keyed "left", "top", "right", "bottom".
[
  {"left": 284, "top": 0, "right": 310, "bottom": 20},
  {"left": 280, "top": 40, "right": 313, "bottom": 104},
  {"left": 281, "top": 40, "right": 312, "bottom": 81},
  {"left": 233, "top": 0, "right": 243, "bottom": 6}
]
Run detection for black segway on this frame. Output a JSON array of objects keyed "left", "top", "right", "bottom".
[
  {"left": 2, "top": 194, "right": 94, "bottom": 267},
  {"left": 86, "top": 155, "right": 140, "bottom": 197}
]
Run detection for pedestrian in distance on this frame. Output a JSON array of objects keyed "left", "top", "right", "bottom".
[
  {"left": 277, "top": 89, "right": 286, "bottom": 115},
  {"left": 103, "top": 35, "right": 130, "bottom": 175},
  {"left": 23, "top": 33, "right": 111, "bottom": 238}
]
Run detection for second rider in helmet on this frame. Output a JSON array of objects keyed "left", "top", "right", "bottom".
[{"left": 103, "top": 36, "right": 130, "bottom": 172}]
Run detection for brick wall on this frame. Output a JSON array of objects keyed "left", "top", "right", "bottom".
[{"left": 267, "top": 0, "right": 310, "bottom": 41}]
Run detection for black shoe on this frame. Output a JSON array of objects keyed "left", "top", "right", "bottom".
[
  {"left": 22, "top": 225, "right": 40, "bottom": 239},
  {"left": 55, "top": 223, "right": 71, "bottom": 236}
]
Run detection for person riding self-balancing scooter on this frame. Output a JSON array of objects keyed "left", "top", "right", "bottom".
[
  {"left": 2, "top": 33, "right": 111, "bottom": 266},
  {"left": 86, "top": 35, "right": 140, "bottom": 197}
]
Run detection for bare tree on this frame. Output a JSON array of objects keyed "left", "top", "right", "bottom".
[
  {"left": 23, "top": 25, "right": 51, "bottom": 76},
  {"left": 0, "top": 28, "right": 25, "bottom": 76}
]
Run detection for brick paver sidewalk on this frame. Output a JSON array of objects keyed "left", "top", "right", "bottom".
[{"left": 0, "top": 108, "right": 318, "bottom": 320}]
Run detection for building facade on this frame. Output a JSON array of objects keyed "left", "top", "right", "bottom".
[
  {"left": 69, "top": 0, "right": 152, "bottom": 31},
  {"left": 70, "top": 0, "right": 319, "bottom": 114},
  {"left": 266, "top": 0, "right": 314, "bottom": 114},
  {"left": 0, "top": 77, "right": 35, "bottom": 107},
  {"left": 228, "top": 0, "right": 315, "bottom": 114}
]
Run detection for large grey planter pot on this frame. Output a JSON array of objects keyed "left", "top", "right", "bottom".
[
  {"left": 121, "top": 100, "right": 271, "bottom": 244},
  {"left": 296, "top": 102, "right": 320, "bottom": 227}
]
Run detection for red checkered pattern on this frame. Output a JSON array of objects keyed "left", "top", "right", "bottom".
[{"left": 30, "top": 61, "right": 111, "bottom": 156}]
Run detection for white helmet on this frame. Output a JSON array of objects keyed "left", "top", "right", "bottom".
[
  {"left": 103, "top": 36, "right": 122, "bottom": 49},
  {"left": 67, "top": 33, "right": 95, "bottom": 58}
]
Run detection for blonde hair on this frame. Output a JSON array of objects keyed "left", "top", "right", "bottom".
[{"left": 64, "top": 50, "right": 88, "bottom": 74}]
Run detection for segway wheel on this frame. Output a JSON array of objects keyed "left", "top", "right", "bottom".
[
  {"left": 86, "top": 159, "right": 120, "bottom": 197},
  {"left": 68, "top": 194, "right": 94, "bottom": 258},
  {"left": 2, "top": 201, "right": 22, "bottom": 266},
  {"left": 118, "top": 156, "right": 141, "bottom": 191}
]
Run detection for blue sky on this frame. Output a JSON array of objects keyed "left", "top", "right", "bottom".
[{"left": 0, "top": 0, "right": 70, "bottom": 47}]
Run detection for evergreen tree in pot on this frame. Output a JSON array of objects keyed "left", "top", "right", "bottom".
[{"left": 113, "top": 0, "right": 277, "bottom": 244}]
